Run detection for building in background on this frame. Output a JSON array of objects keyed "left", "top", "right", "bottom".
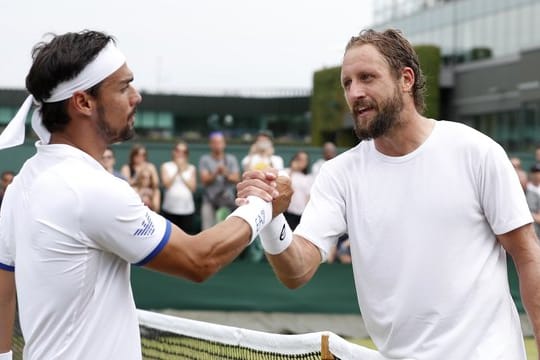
[
  {"left": 0, "top": 88, "right": 311, "bottom": 145},
  {"left": 3, "top": 0, "right": 540, "bottom": 153},
  {"left": 372, "top": 0, "right": 540, "bottom": 154}
]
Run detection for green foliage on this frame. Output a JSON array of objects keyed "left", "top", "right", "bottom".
[
  {"left": 310, "top": 67, "right": 349, "bottom": 146},
  {"left": 415, "top": 45, "right": 441, "bottom": 119}
]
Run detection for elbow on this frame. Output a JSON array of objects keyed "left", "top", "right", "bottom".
[
  {"left": 187, "top": 256, "right": 221, "bottom": 283},
  {"left": 279, "top": 275, "right": 308, "bottom": 290}
]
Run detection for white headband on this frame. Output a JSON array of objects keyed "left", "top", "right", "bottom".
[{"left": 0, "top": 40, "right": 126, "bottom": 150}]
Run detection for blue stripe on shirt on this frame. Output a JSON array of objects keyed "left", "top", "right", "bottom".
[
  {"left": 0, "top": 262, "right": 14, "bottom": 272},
  {"left": 134, "top": 220, "right": 172, "bottom": 266}
]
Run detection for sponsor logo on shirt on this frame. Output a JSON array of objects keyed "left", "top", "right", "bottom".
[{"left": 134, "top": 213, "right": 155, "bottom": 236}]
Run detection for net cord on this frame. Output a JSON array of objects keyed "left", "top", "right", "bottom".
[{"left": 137, "top": 309, "right": 407, "bottom": 360}]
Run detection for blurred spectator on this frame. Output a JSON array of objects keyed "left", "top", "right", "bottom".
[
  {"left": 535, "top": 145, "right": 540, "bottom": 164},
  {"left": 327, "top": 234, "right": 352, "bottom": 264},
  {"left": 120, "top": 144, "right": 159, "bottom": 187},
  {"left": 510, "top": 156, "right": 528, "bottom": 192},
  {"left": 101, "top": 147, "right": 126, "bottom": 180},
  {"left": 242, "top": 130, "right": 284, "bottom": 171},
  {"left": 160, "top": 141, "right": 197, "bottom": 234},
  {"left": 526, "top": 164, "right": 540, "bottom": 239},
  {"left": 284, "top": 151, "right": 313, "bottom": 230},
  {"left": 311, "top": 141, "right": 337, "bottom": 176},
  {"left": 0, "top": 170, "right": 15, "bottom": 207},
  {"left": 132, "top": 167, "right": 161, "bottom": 212},
  {"left": 199, "top": 132, "right": 240, "bottom": 229}
]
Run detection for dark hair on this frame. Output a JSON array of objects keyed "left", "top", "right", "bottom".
[
  {"left": 345, "top": 29, "right": 426, "bottom": 113},
  {"left": 290, "top": 151, "right": 310, "bottom": 175},
  {"left": 129, "top": 144, "right": 147, "bottom": 166},
  {"left": 25, "top": 30, "right": 115, "bottom": 133}
]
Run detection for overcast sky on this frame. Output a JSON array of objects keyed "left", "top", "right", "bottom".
[{"left": 1, "top": 0, "right": 373, "bottom": 95}]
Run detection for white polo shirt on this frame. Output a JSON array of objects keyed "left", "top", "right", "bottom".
[
  {"left": 0, "top": 142, "right": 171, "bottom": 360},
  {"left": 295, "top": 121, "right": 531, "bottom": 359}
]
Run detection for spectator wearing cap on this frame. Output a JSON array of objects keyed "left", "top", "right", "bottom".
[{"left": 526, "top": 163, "right": 540, "bottom": 238}]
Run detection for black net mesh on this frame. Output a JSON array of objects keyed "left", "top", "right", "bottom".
[
  {"left": 12, "top": 311, "right": 339, "bottom": 360},
  {"left": 12, "top": 309, "right": 24, "bottom": 360},
  {"left": 140, "top": 325, "right": 323, "bottom": 360}
]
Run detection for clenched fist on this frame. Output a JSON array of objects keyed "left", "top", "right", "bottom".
[{"left": 272, "top": 175, "right": 292, "bottom": 218}]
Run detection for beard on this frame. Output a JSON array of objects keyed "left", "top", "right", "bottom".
[
  {"left": 353, "top": 86, "right": 403, "bottom": 141},
  {"left": 96, "top": 105, "right": 135, "bottom": 143}
]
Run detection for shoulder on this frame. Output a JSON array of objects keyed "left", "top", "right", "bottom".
[
  {"left": 323, "top": 143, "right": 366, "bottom": 170},
  {"left": 434, "top": 120, "right": 505, "bottom": 160},
  {"left": 436, "top": 120, "right": 496, "bottom": 147},
  {"left": 199, "top": 154, "right": 211, "bottom": 162}
]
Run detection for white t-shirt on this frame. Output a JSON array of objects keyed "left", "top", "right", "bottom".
[
  {"left": 242, "top": 154, "right": 284, "bottom": 171},
  {"left": 0, "top": 143, "right": 172, "bottom": 360},
  {"left": 287, "top": 170, "right": 314, "bottom": 215},
  {"left": 161, "top": 161, "right": 196, "bottom": 215},
  {"left": 295, "top": 121, "right": 531, "bottom": 359}
]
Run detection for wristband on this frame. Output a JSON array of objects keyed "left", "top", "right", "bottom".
[
  {"left": 227, "top": 196, "right": 272, "bottom": 244},
  {"left": 0, "top": 351, "right": 12, "bottom": 360},
  {"left": 259, "top": 214, "right": 293, "bottom": 255}
]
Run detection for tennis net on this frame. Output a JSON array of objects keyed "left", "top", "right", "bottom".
[{"left": 12, "top": 309, "right": 386, "bottom": 359}]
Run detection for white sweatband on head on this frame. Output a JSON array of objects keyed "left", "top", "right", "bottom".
[
  {"left": 227, "top": 196, "right": 272, "bottom": 244},
  {"left": 259, "top": 214, "right": 293, "bottom": 255},
  {"left": 0, "top": 350, "right": 12, "bottom": 360},
  {"left": 0, "top": 40, "right": 126, "bottom": 150}
]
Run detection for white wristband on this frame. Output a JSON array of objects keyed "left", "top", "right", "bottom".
[
  {"left": 0, "top": 351, "right": 12, "bottom": 360},
  {"left": 259, "top": 214, "right": 293, "bottom": 255},
  {"left": 227, "top": 196, "right": 272, "bottom": 244}
]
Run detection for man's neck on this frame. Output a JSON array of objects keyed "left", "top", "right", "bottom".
[
  {"left": 49, "top": 131, "right": 106, "bottom": 161},
  {"left": 374, "top": 112, "right": 435, "bottom": 157}
]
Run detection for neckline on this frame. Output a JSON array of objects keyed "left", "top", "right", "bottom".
[{"left": 370, "top": 120, "right": 441, "bottom": 164}]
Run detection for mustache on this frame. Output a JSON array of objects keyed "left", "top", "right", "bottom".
[{"left": 352, "top": 99, "right": 376, "bottom": 111}]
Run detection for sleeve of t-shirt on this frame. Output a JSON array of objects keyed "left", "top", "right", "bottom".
[
  {"left": 480, "top": 141, "right": 533, "bottom": 235},
  {"left": 0, "top": 206, "right": 14, "bottom": 272},
  {"left": 294, "top": 162, "right": 347, "bottom": 261},
  {"left": 80, "top": 176, "right": 171, "bottom": 265}
]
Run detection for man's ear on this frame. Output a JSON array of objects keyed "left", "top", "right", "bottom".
[
  {"left": 400, "top": 67, "right": 415, "bottom": 94},
  {"left": 70, "top": 91, "right": 95, "bottom": 116}
]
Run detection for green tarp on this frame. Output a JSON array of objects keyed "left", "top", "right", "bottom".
[{"left": 132, "top": 259, "right": 524, "bottom": 314}]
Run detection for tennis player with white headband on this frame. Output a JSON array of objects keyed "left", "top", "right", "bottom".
[{"left": 0, "top": 30, "right": 289, "bottom": 360}]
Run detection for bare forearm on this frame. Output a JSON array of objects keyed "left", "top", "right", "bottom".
[
  {"left": 515, "top": 252, "right": 540, "bottom": 352},
  {"left": 0, "top": 300, "right": 15, "bottom": 353},
  {"left": 146, "top": 217, "right": 253, "bottom": 282},
  {"left": 266, "top": 235, "right": 321, "bottom": 289},
  {"left": 227, "top": 172, "right": 240, "bottom": 184}
]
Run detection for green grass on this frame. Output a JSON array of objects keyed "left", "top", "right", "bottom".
[{"left": 350, "top": 337, "right": 538, "bottom": 359}]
